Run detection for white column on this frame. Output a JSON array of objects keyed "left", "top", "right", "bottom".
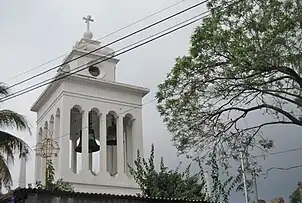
[
  {"left": 89, "top": 153, "right": 92, "bottom": 171},
  {"left": 132, "top": 110, "right": 143, "bottom": 161},
  {"left": 71, "top": 139, "right": 77, "bottom": 173},
  {"left": 19, "top": 148, "right": 27, "bottom": 188},
  {"left": 53, "top": 114, "right": 60, "bottom": 177},
  {"left": 117, "top": 115, "right": 124, "bottom": 174},
  {"left": 126, "top": 123, "right": 133, "bottom": 175},
  {"left": 35, "top": 129, "right": 42, "bottom": 182},
  {"left": 59, "top": 105, "right": 70, "bottom": 178},
  {"left": 100, "top": 113, "right": 107, "bottom": 173},
  {"left": 82, "top": 110, "right": 89, "bottom": 171}
]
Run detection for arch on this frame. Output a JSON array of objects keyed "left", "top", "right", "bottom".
[
  {"left": 124, "top": 113, "right": 134, "bottom": 126},
  {"left": 69, "top": 105, "right": 83, "bottom": 174},
  {"left": 49, "top": 115, "right": 55, "bottom": 138},
  {"left": 106, "top": 110, "right": 118, "bottom": 176},
  {"left": 88, "top": 108, "right": 101, "bottom": 175},
  {"left": 123, "top": 113, "right": 134, "bottom": 176},
  {"left": 38, "top": 127, "right": 43, "bottom": 138},
  {"left": 50, "top": 115, "right": 54, "bottom": 123},
  {"left": 124, "top": 113, "right": 133, "bottom": 120},
  {"left": 71, "top": 105, "right": 83, "bottom": 113},
  {"left": 90, "top": 107, "right": 100, "bottom": 116},
  {"left": 107, "top": 110, "right": 118, "bottom": 118},
  {"left": 55, "top": 108, "right": 60, "bottom": 116},
  {"left": 43, "top": 121, "right": 48, "bottom": 129}
]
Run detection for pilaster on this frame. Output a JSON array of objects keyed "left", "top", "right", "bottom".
[
  {"left": 100, "top": 112, "right": 107, "bottom": 173},
  {"left": 81, "top": 109, "right": 89, "bottom": 171},
  {"left": 117, "top": 114, "right": 125, "bottom": 175},
  {"left": 59, "top": 103, "right": 71, "bottom": 177}
]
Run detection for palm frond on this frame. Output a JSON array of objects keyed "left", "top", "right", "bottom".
[
  {"left": 0, "top": 153, "right": 12, "bottom": 188},
  {"left": 0, "top": 83, "right": 9, "bottom": 98},
  {"left": 0, "top": 110, "right": 31, "bottom": 135},
  {"left": 0, "top": 131, "right": 31, "bottom": 165}
]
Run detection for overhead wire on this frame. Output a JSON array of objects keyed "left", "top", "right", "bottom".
[
  {"left": 3, "top": 0, "right": 208, "bottom": 92},
  {"left": 25, "top": 9, "right": 214, "bottom": 150},
  {"left": 263, "top": 164, "right": 302, "bottom": 179},
  {"left": 0, "top": 3, "right": 212, "bottom": 103},
  {"left": 0, "top": 0, "right": 244, "bottom": 153},
  {"left": 3, "top": 0, "right": 188, "bottom": 84}
]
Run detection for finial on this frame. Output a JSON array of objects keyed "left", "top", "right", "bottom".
[{"left": 83, "top": 15, "right": 94, "bottom": 39}]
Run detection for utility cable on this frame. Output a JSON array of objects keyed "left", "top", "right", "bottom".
[
  {"left": 3, "top": 0, "right": 208, "bottom": 91},
  {"left": 252, "top": 147, "right": 302, "bottom": 159},
  {"left": 3, "top": 0, "right": 188, "bottom": 83},
  {"left": 263, "top": 164, "right": 302, "bottom": 179},
  {"left": 1, "top": 8, "right": 211, "bottom": 102}
]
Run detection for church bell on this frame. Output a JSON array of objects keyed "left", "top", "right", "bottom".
[
  {"left": 107, "top": 115, "right": 117, "bottom": 146},
  {"left": 75, "top": 112, "right": 100, "bottom": 153}
]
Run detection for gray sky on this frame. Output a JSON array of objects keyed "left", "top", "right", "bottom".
[{"left": 0, "top": 0, "right": 301, "bottom": 202}]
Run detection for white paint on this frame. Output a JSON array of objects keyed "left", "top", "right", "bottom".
[
  {"left": 18, "top": 147, "right": 27, "bottom": 188},
  {"left": 30, "top": 17, "right": 149, "bottom": 195}
]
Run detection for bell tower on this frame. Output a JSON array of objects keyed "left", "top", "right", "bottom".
[{"left": 31, "top": 15, "right": 149, "bottom": 195}]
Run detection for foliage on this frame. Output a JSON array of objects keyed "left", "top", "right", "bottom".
[
  {"left": 290, "top": 182, "right": 302, "bottom": 203},
  {"left": 156, "top": 0, "right": 302, "bottom": 201},
  {"left": 0, "top": 83, "right": 31, "bottom": 190},
  {"left": 128, "top": 144, "right": 208, "bottom": 200},
  {"left": 31, "top": 159, "right": 74, "bottom": 192}
]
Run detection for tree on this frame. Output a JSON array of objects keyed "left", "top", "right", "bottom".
[
  {"left": 0, "top": 83, "right": 31, "bottom": 190},
  {"left": 128, "top": 144, "right": 208, "bottom": 200},
  {"left": 32, "top": 159, "right": 73, "bottom": 192},
  {"left": 290, "top": 182, "right": 302, "bottom": 203},
  {"left": 156, "top": 0, "right": 302, "bottom": 200}
]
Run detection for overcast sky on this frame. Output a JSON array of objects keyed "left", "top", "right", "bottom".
[{"left": 0, "top": 0, "right": 301, "bottom": 202}]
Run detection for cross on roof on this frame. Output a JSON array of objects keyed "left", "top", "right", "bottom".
[{"left": 83, "top": 15, "right": 94, "bottom": 31}]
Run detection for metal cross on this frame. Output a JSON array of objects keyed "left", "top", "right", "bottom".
[
  {"left": 35, "top": 130, "right": 59, "bottom": 159},
  {"left": 35, "top": 130, "right": 60, "bottom": 184},
  {"left": 82, "top": 15, "right": 94, "bottom": 31}
]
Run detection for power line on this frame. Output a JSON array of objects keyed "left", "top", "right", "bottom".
[
  {"left": 4, "top": 0, "right": 208, "bottom": 91},
  {"left": 263, "top": 164, "right": 302, "bottom": 179},
  {"left": 1, "top": 7, "right": 211, "bottom": 102},
  {"left": 3, "top": 0, "right": 188, "bottom": 84},
  {"left": 253, "top": 147, "right": 302, "bottom": 159}
]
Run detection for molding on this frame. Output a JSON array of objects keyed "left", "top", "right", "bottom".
[
  {"left": 65, "top": 75, "right": 150, "bottom": 96},
  {"left": 31, "top": 74, "right": 149, "bottom": 113},
  {"left": 30, "top": 75, "right": 63, "bottom": 112}
]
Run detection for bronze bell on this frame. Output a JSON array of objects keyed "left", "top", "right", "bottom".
[
  {"left": 107, "top": 119, "right": 117, "bottom": 146},
  {"left": 75, "top": 128, "right": 100, "bottom": 153}
]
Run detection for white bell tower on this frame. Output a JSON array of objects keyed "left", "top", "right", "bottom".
[{"left": 31, "top": 15, "right": 149, "bottom": 195}]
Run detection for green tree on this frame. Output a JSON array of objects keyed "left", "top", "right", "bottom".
[
  {"left": 128, "top": 144, "right": 208, "bottom": 200},
  {"left": 290, "top": 182, "right": 302, "bottom": 203},
  {"left": 156, "top": 0, "right": 302, "bottom": 200},
  {"left": 0, "top": 83, "right": 31, "bottom": 190},
  {"left": 33, "top": 159, "right": 73, "bottom": 192}
]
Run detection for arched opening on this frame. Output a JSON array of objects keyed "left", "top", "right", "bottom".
[
  {"left": 53, "top": 108, "right": 60, "bottom": 173},
  {"left": 69, "top": 105, "right": 82, "bottom": 174},
  {"left": 43, "top": 121, "right": 48, "bottom": 138},
  {"left": 123, "top": 114, "right": 134, "bottom": 176},
  {"left": 37, "top": 127, "right": 43, "bottom": 182},
  {"left": 49, "top": 115, "right": 54, "bottom": 139},
  {"left": 106, "top": 111, "right": 117, "bottom": 176},
  {"left": 54, "top": 109, "right": 60, "bottom": 140},
  {"left": 89, "top": 108, "right": 100, "bottom": 175}
]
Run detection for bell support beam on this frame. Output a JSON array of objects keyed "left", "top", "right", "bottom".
[
  {"left": 82, "top": 109, "right": 89, "bottom": 171},
  {"left": 100, "top": 112, "right": 107, "bottom": 173},
  {"left": 117, "top": 115, "right": 125, "bottom": 175}
]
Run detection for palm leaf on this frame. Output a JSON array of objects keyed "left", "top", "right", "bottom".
[
  {"left": 0, "top": 110, "right": 31, "bottom": 135},
  {"left": 0, "top": 152, "right": 12, "bottom": 188},
  {"left": 0, "top": 83, "right": 9, "bottom": 98},
  {"left": 0, "top": 131, "right": 31, "bottom": 165}
]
